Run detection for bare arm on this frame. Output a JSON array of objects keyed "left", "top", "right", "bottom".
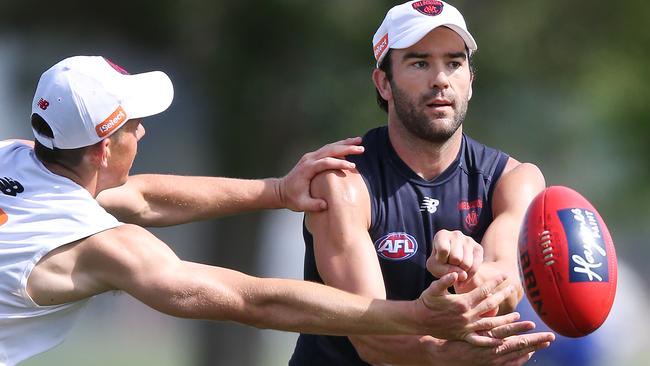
[
  {"left": 306, "top": 169, "right": 431, "bottom": 363},
  {"left": 25, "top": 224, "right": 513, "bottom": 337},
  {"left": 453, "top": 160, "right": 546, "bottom": 313},
  {"left": 96, "top": 137, "right": 364, "bottom": 227}
]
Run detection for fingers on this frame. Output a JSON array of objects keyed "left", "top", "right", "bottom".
[
  {"left": 466, "top": 274, "right": 508, "bottom": 307},
  {"left": 300, "top": 198, "right": 328, "bottom": 212},
  {"left": 310, "top": 137, "right": 364, "bottom": 160},
  {"left": 423, "top": 272, "right": 458, "bottom": 297},
  {"left": 433, "top": 231, "right": 451, "bottom": 263},
  {"left": 495, "top": 332, "right": 555, "bottom": 356},
  {"left": 470, "top": 286, "right": 514, "bottom": 318},
  {"left": 469, "top": 312, "right": 521, "bottom": 334},
  {"left": 430, "top": 230, "right": 481, "bottom": 282},
  {"left": 468, "top": 244, "right": 483, "bottom": 280},
  {"left": 464, "top": 333, "right": 504, "bottom": 347},
  {"left": 486, "top": 320, "right": 535, "bottom": 339},
  {"left": 426, "top": 260, "right": 468, "bottom": 282},
  {"left": 309, "top": 156, "right": 357, "bottom": 175}
]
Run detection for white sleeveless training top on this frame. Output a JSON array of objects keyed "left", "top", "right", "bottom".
[{"left": 0, "top": 141, "right": 121, "bottom": 366}]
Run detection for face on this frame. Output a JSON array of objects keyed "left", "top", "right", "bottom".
[
  {"left": 104, "top": 118, "right": 145, "bottom": 187},
  {"left": 383, "top": 27, "right": 473, "bottom": 143}
]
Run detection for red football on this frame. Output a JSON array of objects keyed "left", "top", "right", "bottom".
[{"left": 518, "top": 186, "right": 617, "bottom": 337}]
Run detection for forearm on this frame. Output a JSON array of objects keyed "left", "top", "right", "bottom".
[
  {"left": 129, "top": 174, "right": 283, "bottom": 226},
  {"left": 150, "top": 261, "right": 423, "bottom": 336}
]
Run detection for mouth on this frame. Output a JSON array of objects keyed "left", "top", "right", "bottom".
[{"left": 425, "top": 99, "right": 453, "bottom": 110}]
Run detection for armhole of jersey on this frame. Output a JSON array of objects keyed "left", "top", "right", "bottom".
[
  {"left": 487, "top": 152, "right": 510, "bottom": 204},
  {"left": 356, "top": 173, "right": 379, "bottom": 234},
  {"left": 18, "top": 223, "right": 123, "bottom": 308},
  {"left": 20, "top": 246, "right": 62, "bottom": 308}
]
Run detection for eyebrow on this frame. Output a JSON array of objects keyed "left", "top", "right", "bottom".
[
  {"left": 401, "top": 51, "right": 468, "bottom": 61},
  {"left": 447, "top": 51, "right": 467, "bottom": 60}
]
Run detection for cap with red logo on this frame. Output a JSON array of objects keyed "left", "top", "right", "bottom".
[
  {"left": 372, "top": 0, "right": 477, "bottom": 67},
  {"left": 31, "top": 56, "right": 174, "bottom": 149}
]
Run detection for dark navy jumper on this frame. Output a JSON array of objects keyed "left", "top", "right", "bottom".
[{"left": 290, "top": 126, "right": 509, "bottom": 365}]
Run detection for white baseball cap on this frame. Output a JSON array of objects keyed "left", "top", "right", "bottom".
[
  {"left": 372, "top": 0, "right": 477, "bottom": 67},
  {"left": 31, "top": 56, "right": 174, "bottom": 149}
]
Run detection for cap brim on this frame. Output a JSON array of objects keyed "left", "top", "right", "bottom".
[{"left": 119, "top": 71, "right": 174, "bottom": 120}]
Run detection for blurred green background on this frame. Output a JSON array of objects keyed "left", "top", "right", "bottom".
[{"left": 1, "top": 0, "right": 649, "bottom": 365}]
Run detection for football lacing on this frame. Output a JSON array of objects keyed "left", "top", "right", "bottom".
[{"left": 539, "top": 230, "right": 555, "bottom": 266}]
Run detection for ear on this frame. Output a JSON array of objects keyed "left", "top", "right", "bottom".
[
  {"left": 372, "top": 68, "right": 392, "bottom": 103},
  {"left": 468, "top": 73, "right": 474, "bottom": 101},
  {"left": 90, "top": 138, "right": 111, "bottom": 168}
]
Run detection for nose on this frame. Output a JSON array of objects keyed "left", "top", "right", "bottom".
[{"left": 431, "top": 69, "right": 450, "bottom": 90}]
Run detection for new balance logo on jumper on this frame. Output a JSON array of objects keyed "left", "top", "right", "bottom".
[
  {"left": 420, "top": 197, "right": 440, "bottom": 214},
  {"left": 0, "top": 177, "right": 24, "bottom": 196}
]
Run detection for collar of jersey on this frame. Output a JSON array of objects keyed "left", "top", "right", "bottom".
[{"left": 382, "top": 127, "right": 464, "bottom": 187}]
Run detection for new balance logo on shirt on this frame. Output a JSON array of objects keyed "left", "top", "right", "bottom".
[
  {"left": 0, "top": 177, "right": 24, "bottom": 197},
  {"left": 420, "top": 197, "right": 440, "bottom": 214}
]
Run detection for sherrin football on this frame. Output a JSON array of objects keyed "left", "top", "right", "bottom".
[{"left": 518, "top": 186, "right": 617, "bottom": 337}]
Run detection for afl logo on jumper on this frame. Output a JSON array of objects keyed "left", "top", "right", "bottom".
[
  {"left": 375, "top": 232, "right": 418, "bottom": 261},
  {"left": 412, "top": 0, "right": 444, "bottom": 16}
]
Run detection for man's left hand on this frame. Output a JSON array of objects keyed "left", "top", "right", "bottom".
[{"left": 278, "top": 137, "right": 364, "bottom": 212}]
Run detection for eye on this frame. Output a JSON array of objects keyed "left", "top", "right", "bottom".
[
  {"left": 412, "top": 60, "right": 428, "bottom": 69},
  {"left": 449, "top": 61, "right": 462, "bottom": 69}
]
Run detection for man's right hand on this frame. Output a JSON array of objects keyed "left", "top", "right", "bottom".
[
  {"left": 414, "top": 272, "right": 534, "bottom": 346},
  {"left": 420, "top": 328, "right": 555, "bottom": 366}
]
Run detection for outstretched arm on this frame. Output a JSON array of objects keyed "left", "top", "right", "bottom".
[
  {"left": 96, "top": 137, "right": 364, "bottom": 227},
  {"left": 26, "top": 224, "right": 519, "bottom": 337}
]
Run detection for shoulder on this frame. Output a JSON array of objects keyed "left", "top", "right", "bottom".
[
  {"left": 500, "top": 158, "right": 545, "bottom": 186},
  {"left": 29, "top": 224, "right": 178, "bottom": 304},
  {"left": 308, "top": 169, "right": 372, "bottom": 230},
  {"left": 0, "top": 139, "right": 33, "bottom": 148},
  {"left": 70, "top": 224, "right": 176, "bottom": 278},
  {"left": 76, "top": 224, "right": 179, "bottom": 289},
  {"left": 86, "top": 224, "right": 174, "bottom": 260},
  {"left": 311, "top": 169, "right": 369, "bottom": 206},
  {"left": 492, "top": 158, "right": 545, "bottom": 212}
]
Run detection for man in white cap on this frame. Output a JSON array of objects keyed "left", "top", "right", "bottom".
[
  {"left": 290, "top": 1, "right": 555, "bottom": 365},
  {"left": 0, "top": 55, "right": 528, "bottom": 365}
]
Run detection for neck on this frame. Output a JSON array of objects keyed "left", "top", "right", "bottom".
[
  {"left": 387, "top": 120, "right": 463, "bottom": 181},
  {"left": 42, "top": 161, "right": 102, "bottom": 197}
]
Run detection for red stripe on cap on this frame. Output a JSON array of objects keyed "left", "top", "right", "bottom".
[
  {"left": 104, "top": 57, "right": 130, "bottom": 75},
  {"left": 374, "top": 34, "right": 389, "bottom": 61}
]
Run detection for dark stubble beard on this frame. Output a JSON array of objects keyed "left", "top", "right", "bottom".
[{"left": 391, "top": 81, "right": 468, "bottom": 144}]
